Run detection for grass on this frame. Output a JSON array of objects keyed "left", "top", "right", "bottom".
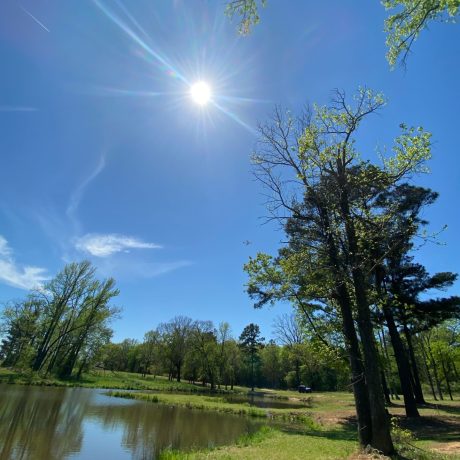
[
  {"left": 0, "top": 367, "right": 226, "bottom": 393},
  {"left": 158, "top": 426, "right": 358, "bottom": 460},
  {"left": 106, "top": 390, "right": 321, "bottom": 424},
  {"left": 2, "top": 368, "right": 459, "bottom": 459}
]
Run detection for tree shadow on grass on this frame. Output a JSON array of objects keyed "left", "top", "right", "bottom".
[
  {"left": 397, "top": 414, "right": 460, "bottom": 444},
  {"left": 274, "top": 413, "right": 460, "bottom": 459},
  {"left": 419, "top": 402, "right": 460, "bottom": 417},
  {"left": 273, "top": 416, "right": 358, "bottom": 442}
]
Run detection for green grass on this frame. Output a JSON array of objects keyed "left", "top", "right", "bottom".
[
  {"left": 108, "top": 390, "right": 270, "bottom": 418},
  {"left": 158, "top": 425, "right": 358, "bottom": 460}
]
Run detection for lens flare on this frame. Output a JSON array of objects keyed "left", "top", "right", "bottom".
[{"left": 190, "top": 82, "right": 211, "bottom": 106}]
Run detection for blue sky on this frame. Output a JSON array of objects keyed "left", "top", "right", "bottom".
[{"left": 0, "top": 0, "right": 459, "bottom": 342}]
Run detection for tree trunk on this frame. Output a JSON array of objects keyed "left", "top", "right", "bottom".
[
  {"left": 353, "top": 282, "right": 394, "bottom": 454},
  {"left": 381, "top": 371, "right": 391, "bottom": 406},
  {"left": 321, "top": 207, "right": 372, "bottom": 447},
  {"left": 336, "top": 283, "right": 373, "bottom": 447},
  {"left": 419, "top": 337, "right": 437, "bottom": 401},
  {"left": 402, "top": 324, "right": 425, "bottom": 404},
  {"left": 337, "top": 173, "right": 394, "bottom": 455},
  {"left": 380, "top": 329, "right": 399, "bottom": 400},
  {"left": 440, "top": 355, "right": 453, "bottom": 401},
  {"left": 427, "top": 342, "right": 443, "bottom": 400},
  {"left": 374, "top": 262, "right": 419, "bottom": 418},
  {"left": 382, "top": 305, "right": 419, "bottom": 417}
]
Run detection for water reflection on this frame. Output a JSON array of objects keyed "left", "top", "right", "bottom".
[
  {"left": 0, "top": 385, "right": 259, "bottom": 460},
  {"left": 222, "top": 394, "right": 310, "bottom": 409}
]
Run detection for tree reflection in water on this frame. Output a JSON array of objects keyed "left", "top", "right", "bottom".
[{"left": 0, "top": 385, "right": 259, "bottom": 460}]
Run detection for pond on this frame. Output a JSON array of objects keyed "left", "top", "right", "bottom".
[
  {"left": 222, "top": 394, "right": 311, "bottom": 410},
  {"left": 0, "top": 384, "right": 261, "bottom": 460}
]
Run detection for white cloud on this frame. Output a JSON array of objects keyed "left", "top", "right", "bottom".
[
  {"left": 75, "top": 233, "right": 161, "bottom": 257},
  {"left": 0, "top": 235, "right": 48, "bottom": 290}
]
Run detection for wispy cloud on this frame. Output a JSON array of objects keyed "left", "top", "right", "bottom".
[
  {"left": 94, "top": 258, "right": 192, "bottom": 280},
  {"left": 75, "top": 233, "right": 161, "bottom": 257},
  {"left": 19, "top": 5, "right": 50, "bottom": 32},
  {"left": 0, "top": 235, "right": 48, "bottom": 290},
  {"left": 66, "top": 152, "right": 106, "bottom": 232}
]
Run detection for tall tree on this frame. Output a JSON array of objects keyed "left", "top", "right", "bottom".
[
  {"left": 245, "top": 88, "right": 433, "bottom": 453},
  {"left": 239, "top": 323, "right": 264, "bottom": 391},
  {"left": 0, "top": 261, "right": 119, "bottom": 378},
  {"left": 217, "top": 322, "right": 232, "bottom": 388},
  {"left": 158, "top": 316, "right": 193, "bottom": 382},
  {"left": 273, "top": 313, "right": 306, "bottom": 386},
  {"left": 190, "top": 320, "right": 219, "bottom": 389}
]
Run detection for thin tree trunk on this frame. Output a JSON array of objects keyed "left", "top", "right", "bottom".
[
  {"left": 426, "top": 340, "right": 443, "bottom": 400},
  {"left": 377, "top": 279, "right": 419, "bottom": 417},
  {"left": 402, "top": 324, "right": 425, "bottom": 404},
  {"left": 380, "top": 328, "right": 399, "bottom": 400},
  {"left": 381, "top": 370, "right": 391, "bottom": 406},
  {"left": 419, "top": 338, "right": 437, "bottom": 401},
  {"left": 440, "top": 355, "right": 453, "bottom": 401}
]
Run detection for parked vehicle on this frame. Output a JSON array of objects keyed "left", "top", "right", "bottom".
[{"left": 298, "top": 385, "right": 312, "bottom": 393}]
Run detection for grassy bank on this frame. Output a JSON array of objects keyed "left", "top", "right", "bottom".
[
  {"left": 107, "top": 390, "right": 320, "bottom": 423},
  {"left": 0, "top": 368, "right": 224, "bottom": 393},
  {"left": 159, "top": 425, "right": 358, "bottom": 460}
]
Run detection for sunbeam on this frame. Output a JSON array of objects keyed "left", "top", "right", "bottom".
[
  {"left": 92, "top": 0, "right": 188, "bottom": 84},
  {"left": 91, "top": 0, "right": 259, "bottom": 135},
  {"left": 211, "top": 100, "right": 257, "bottom": 135}
]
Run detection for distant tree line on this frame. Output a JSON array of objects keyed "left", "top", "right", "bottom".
[{"left": 97, "top": 315, "right": 350, "bottom": 392}]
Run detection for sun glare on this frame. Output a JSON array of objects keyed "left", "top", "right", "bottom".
[{"left": 190, "top": 81, "right": 211, "bottom": 106}]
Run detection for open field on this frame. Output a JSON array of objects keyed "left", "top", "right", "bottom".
[{"left": 1, "top": 369, "right": 459, "bottom": 459}]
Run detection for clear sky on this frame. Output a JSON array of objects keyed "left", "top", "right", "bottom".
[{"left": 0, "top": 0, "right": 459, "bottom": 342}]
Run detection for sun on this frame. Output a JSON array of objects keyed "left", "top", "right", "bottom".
[{"left": 190, "top": 81, "right": 211, "bottom": 106}]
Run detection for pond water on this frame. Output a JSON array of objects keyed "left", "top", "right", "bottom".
[
  {"left": 0, "top": 385, "right": 260, "bottom": 460},
  {"left": 222, "top": 394, "right": 310, "bottom": 409}
]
